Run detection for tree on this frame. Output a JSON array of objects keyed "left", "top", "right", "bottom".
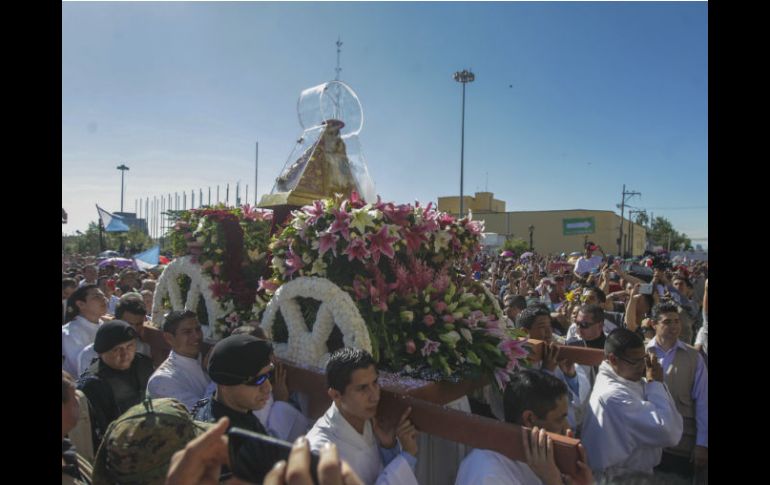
[
  {"left": 62, "top": 221, "right": 154, "bottom": 257},
  {"left": 502, "top": 236, "right": 529, "bottom": 255},
  {"left": 635, "top": 212, "right": 649, "bottom": 228},
  {"left": 648, "top": 216, "right": 693, "bottom": 251}
]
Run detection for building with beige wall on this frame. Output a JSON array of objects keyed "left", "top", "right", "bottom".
[
  {"left": 438, "top": 193, "right": 646, "bottom": 256},
  {"left": 438, "top": 192, "right": 506, "bottom": 214}
]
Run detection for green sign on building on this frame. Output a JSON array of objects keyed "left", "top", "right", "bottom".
[{"left": 563, "top": 217, "right": 595, "bottom": 235}]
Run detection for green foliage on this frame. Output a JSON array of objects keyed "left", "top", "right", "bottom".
[
  {"left": 502, "top": 237, "right": 529, "bottom": 255},
  {"left": 62, "top": 222, "right": 155, "bottom": 257},
  {"left": 648, "top": 216, "right": 693, "bottom": 251}
]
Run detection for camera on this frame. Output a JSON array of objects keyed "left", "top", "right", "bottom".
[{"left": 228, "top": 427, "right": 320, "bottom": 485}]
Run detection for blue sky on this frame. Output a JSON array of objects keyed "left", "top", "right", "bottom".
[{"left": 62, "top": 1, "right": 708, "bottom": 248}]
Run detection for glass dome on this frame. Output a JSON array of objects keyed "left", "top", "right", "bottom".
[{"left": 297, "top": 81, "right": 363, "bottom": 137}]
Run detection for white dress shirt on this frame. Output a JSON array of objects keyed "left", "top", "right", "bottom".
[
  {"left": 146, "top": 350, "right": 211, "bottom": 411},
  {"left": 581, "top": 361, "right": 683, "bottom": 480},
  {"left": 455, "top": 448, "right": 543, "bottom": 485},
  {"left": 62, "top": 315, "right": 102, "bottom": 377}
]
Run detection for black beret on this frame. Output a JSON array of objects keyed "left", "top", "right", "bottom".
[
  {"left": 94, "top": 320, "right": 137, "bottom": 353},
  {"left": 207, "top": 334, "right": 273, "bottom": 385}
]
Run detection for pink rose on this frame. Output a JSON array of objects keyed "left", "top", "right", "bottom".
[
  {"left": 442, "top": 314, "right": 455, "bottom": 324},
  {"left": 406, "top": 340, "right": 416, "bottom": 354},
  {"left": 423, "top": 314, "right": 435, "bottom": 327}
]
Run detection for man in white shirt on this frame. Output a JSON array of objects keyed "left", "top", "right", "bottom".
[
  {"left": 77, "top": 293, "right": 153, "bottom": 375},
  {"left": 573, "top": 242, "right": 604, "bottom": 278},
  {"left": 306, "top": 348, "right": 419, "bottom": 485},
  {"left": 581, "top": 328, "right": 683, "bottom": 481},
  {"left": 516, "top": 306, "right": 590, "bottom": 431},
  {"left": 78, "top": 265, "right": 98, "bottom": 287},
  {"left": 455, "top": 369, "right": 593, "bottom": 485},
  {"left": 62, "top": 284, "right": 107, "bottom": 377},
  {"left": 646, "top": 301, "right": 708, "bottom": 482},
  {"left": 146, "top": 310, "right": 211, "bottom": 411}
]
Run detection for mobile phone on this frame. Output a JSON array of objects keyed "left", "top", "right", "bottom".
[
  {"left": 228, "top": 427, "right": 320, "bottom": 485},
  {"left": 639, "top": 283, "right": 653, "bottom": 295}
]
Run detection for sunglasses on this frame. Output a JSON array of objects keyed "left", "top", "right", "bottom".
[
  {"left": 616, "top": 354, "right": 646, "bottom": 367},
  {"left": 218, "top": 363, "right": 275, "bottom": 387}
]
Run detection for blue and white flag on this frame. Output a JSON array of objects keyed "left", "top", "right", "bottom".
[
  {"left": 133, "top": 245, "right": 160, "bottom": 270},
  {"left": 96, "top": 205, "right": 130, "bottom": 232}
]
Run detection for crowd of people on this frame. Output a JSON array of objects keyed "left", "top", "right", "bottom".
[{"left": 62, "top": 241, "right": 707, "bottom": 484}]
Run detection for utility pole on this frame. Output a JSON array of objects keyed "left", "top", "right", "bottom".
[
  {"left": 617, "top": 184, "right": 641, "bottom": 256},
  {"left": 117, "top": 164, "right": 129, "bottom": 212},
  {"left": 255, "top": 142, "right": 259, "bottom": 206}
]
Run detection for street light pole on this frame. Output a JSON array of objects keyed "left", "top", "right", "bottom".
[
  {"left": 117, "top": 164, "right": 129, "bottom": 213},
  {"left": 528, "top": 225, "right": 535, "bottom": 251},
  {"left": 453, "top": 69, "right": 475, "bottom": 218}
]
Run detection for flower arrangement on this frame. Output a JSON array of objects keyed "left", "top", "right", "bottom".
[
  {"left": 268, "top": 192, "right": 529, "bottom": 390},
  {"left": 166, "top": 204, "right": 274, "bottom": 338}
]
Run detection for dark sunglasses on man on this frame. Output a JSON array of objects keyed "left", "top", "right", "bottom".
[{"left": 215, "top": 363, "right": 275, "bottom": 387}]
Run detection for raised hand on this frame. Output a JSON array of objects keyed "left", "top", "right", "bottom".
[{"left": 522, "top": 426, "right": 564, "bottom": 485}]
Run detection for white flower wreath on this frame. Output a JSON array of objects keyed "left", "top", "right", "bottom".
[
  {"left": 260, "top": 277, "right": 372, "bottom": 369},
  {"left": 152, "top": 256, "right": 226, "bottom": 338}
]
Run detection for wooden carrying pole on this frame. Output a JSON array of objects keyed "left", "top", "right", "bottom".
[{"left": 142, "top": 327, "right": 588, "bottom": 477}]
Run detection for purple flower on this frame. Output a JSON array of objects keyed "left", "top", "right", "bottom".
[
  {"left": 442, "top": 314, "right": 455, "bottom": 324},
  {"left": 330, "top": 207, "right": 351, "bottom": 241},
  {"left": 285, "top": 249, "right": 305, "bottom": 277},
  {"left": 421, "top": 339, "right": 440, "bottom": 357},
  {"left": 494, "top": 368, "right": 513, "bottom": 390},
  {"left": 342, "top": 237, "right": 370, "bottom": 262},
  {"left": 316, "top": 231, "right": 340, "bottom": 257},
  {"left": 302, "top": 200, "right": 326, "bottom": 225},
  {"left": 366, "top": 225, "right": 399, "bottom": 264}
]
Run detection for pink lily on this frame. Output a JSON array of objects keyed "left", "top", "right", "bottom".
[
  {"left": 316, "top": 231, "right": 340, "bottom": 257},
  {"left": 349, "top": 190, "right": 366, "bottom": 208},
  {"left": 284, "top": 249, "right": 305, "bottom": 277},
  {"left": 302, "top": 200, "right": 326, "bottom": 225},
  {"left": 342, "top": 237, "right": 370, "bottom": 262},
  {"left": 421, "top": 339, "right": 440, "bottom": 357},
  {"left": 330, "top": 207, "right": 351, "bottom": 241},
  {"left": 366, "top": 225, "right": 399, "bottom": 264}
]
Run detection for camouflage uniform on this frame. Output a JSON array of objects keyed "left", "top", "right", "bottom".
[{"left": 91, "top": 397, "right": 213, "bottom": 485}]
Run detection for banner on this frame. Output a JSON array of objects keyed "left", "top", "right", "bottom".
[{"left": 96, "top": 205, "right": 130, "bottom": 232}]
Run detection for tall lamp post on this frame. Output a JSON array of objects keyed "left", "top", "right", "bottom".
[
  {"left": 453, "top": 69, "right": 475, "bottom": 217},
  {"left": 528, "top": 225, "right": 535, "bottom": 251},
  {"left": 117, "top": 164, "right": 130, "bottom": 213}
]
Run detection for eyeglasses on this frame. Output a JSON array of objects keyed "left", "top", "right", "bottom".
[
  {"left": 242, "top": 363, "right": 275, "bottom": 387},
  {"left": 615, "top": 354, "right": 646, "bottom": 367},
  {"left": 576, "top": 319, "right": 599, "bottom": 329}
]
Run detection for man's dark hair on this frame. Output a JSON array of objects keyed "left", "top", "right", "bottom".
[
  {"left": 62, "top": 278, "right": 77, "bottom": 291},
  {"left": 584, "top": 286, "right": 607, "bottom": 303},
  {"left": 65, "top": 284, "right": 99, "bottom": 321},
  {"left": 651, "top": 301, "right": 680, "bottom": 321},
  {"left": 579, "top": 303, "right": 605, "bottom": 324},
  {"left": 163, "top": 310, "right": 198, "bottom": 335},
  {"left": 503, "top": 369, "right": 568, "bottom": 424},
  {"left": 672, "top": 275, "right": 694, "bottom": 289},
  {"left": 515, "top": 306, "right": 551, "bottom": 329},
  {"left": 326, "top": 348, "right": 377, "bottom": 394},
  {"left": 605, "top": 328, "right": 644, "bottom": 358},
  {"left": 115, "top": 294, "right": 147, "bottom": 319},
  {"left": 504, "top": 295, "right": 527, "bottom": 311}
]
